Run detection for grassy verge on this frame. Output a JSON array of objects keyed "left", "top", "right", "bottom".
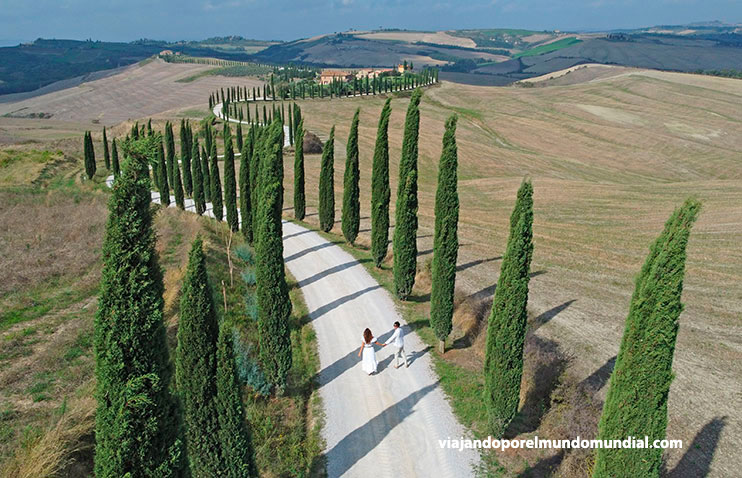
[{"left": 200, "top": 219, "right": 325, "bottom": 478}]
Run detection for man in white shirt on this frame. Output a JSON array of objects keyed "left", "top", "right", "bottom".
[{"left": 384, "top": 321, "right": 408, "bottom": 368}]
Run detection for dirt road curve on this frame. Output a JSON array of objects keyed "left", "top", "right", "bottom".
[{"left": 281, "top": 220, "right": 478, "bottom": 478}]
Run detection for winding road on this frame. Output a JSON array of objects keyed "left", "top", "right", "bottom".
[{"left": 105, "top": 79, "right": 477, "bottom": 476}]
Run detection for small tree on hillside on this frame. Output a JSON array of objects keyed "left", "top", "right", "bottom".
[
  {"left": 102, "top": 127, "right": 110, "bottom": 170},
  {"left": 180, "top": 120, "right": 193, "bottom": 197},
  {"left": 371, "top": 98, "right": 392, "bottom": 267},
  {"left": 484, "top": 180, "right": 534, "bottom": 438},
  {"left": 318, "top": 126, "right": 336, "bottom": 232},
  {"left": 342, "top": 108, "right": 361, "bottom": 244},
  {"left": 430, "top": 114, "right": 459, "bottom": 353},
  {"left": 165, "top": 122, "right": 176, "bottom": 186},
  {"left": 594, "top": 198, "right": 701, "bottom": 478},
  {"left": 201, "top": 145, "right": 211, "bottom": 202},
  {"left": 84, "top": 131, "right": 96, "bottom": 180},
  {"left": 111, "top": 138, "right": 120, "bottom": 177},
  {"left": 173, "top": 157, "right": 185, "bottom": 210}
]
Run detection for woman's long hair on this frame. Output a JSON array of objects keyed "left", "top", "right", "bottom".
[{"left": 363, "top": 328, "right": 373, "bottom": 344}]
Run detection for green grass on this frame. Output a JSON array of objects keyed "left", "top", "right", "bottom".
[
  {"left": 27, "top": 372, "right": 55, "bottom": 403},
  {"left": 0, "top": 281, "right": 97, "bottom": 331},
  {"left": 514, "top": 37, "right": 582, "bottom": 58}
]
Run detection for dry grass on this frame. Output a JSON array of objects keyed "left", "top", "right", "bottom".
[
  {"left": 0, "top": 388, "right": 95, "bottom": 478},
  {"left": 0, "top": 58, "right": 262, "bottom": 127},
  {"left": 354, "top": 31, "right": 478, "bottom": 48}
]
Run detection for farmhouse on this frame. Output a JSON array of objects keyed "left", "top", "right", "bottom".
[{"left": 320, "top": 69, "right": 353, "bottom": 85}]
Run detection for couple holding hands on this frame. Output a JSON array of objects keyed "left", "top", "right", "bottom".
[{"left": 358, "top": 321, "right": 408, "bottom": 375}]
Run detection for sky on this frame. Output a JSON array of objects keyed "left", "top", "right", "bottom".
[{"left": 1, "top": 0, "right": 740, "bottom": 45}]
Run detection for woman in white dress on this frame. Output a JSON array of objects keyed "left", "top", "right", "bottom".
[{"left": 358, "top": 328, "right": 385, "bottom": 375}]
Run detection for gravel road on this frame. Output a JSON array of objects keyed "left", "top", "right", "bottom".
[{"left": 282, "top": 220, "right": 478, "bottom": 478}]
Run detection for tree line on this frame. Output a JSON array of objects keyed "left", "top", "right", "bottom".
[
  {"left": 207, "top": 67, "right": 438, "bottom": 109},
  {"left": 87, "top": 83, "right": 700, "bottom": 477}
]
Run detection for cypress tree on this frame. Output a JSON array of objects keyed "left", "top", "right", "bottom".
[
  {"left": 223, "top": 125, "right": 239, "bottom": 231},
  {"left": 371, "top": 98, "right": 392, "bottom": 267},
  {"left": 210, "top": 142, "right": 223, "bottom": 221},
  {"left": 181, "top": 120, "right": 193, "bottom": 197},
  {"left": 240, "top": 130, "right": 253, "bottom": 242},
  {"left": 342, "top": 108, "right": 361, "bottom": 244},
  {"left": 318, "top": 126, "right": 336, "bottom": 232},
  {"left": 256, "top": 120, "right": 292, "bottom": 392},
  {"left": 594, "top": 198, "right": 701, "bottom": 478},
  {"left": 166, "top": 122, "right": 176, "bottom": 187},
  {"left": 236, "top": 121, "right": 243, "bottom": 153},
  {"left": 102, "top": 127, "right": 110, "bottom": 169},
  {"left": 94, "top": 136, "right": 185, "bottom": 477},
  {"left": 201, "top": 145, "right": 211, "bottom": 202},
  {"left": 293, "top": 119, "right": 306, "bottom": 220},
  {"left": 393, "top": 88, "right": 422, "bottom": 299},
  {"left": 176, "top": 238, "right": 221, "bottom": 476},
  {"left": 173, "top": 157, "right": 185, "bottom": 210},
  {"left": 84, "top": 131, "right": 96, "bottom": 179},
  {"left": 249, "top": 127, "right": 262, "bottom": 243},
  {"left": 484, "top": 180, "right": 534, "bottom": 438},
  {"left": 215, "top": 323, "right": 258, "bottom": 477},
  {"left": 288, "top": 103, "right": 294, "bottom": 146},
  {"left": 430, "top": 115, "right": 459, "bottom": 353},
  {"left": 192, "top": 137, "right": 205, "bottom": 215},
  {"left": 157, "top": 139, "right": 170, "bottom": 206},
  {"left": 111, "top": 138, "right": 120, "bottom": 177}
]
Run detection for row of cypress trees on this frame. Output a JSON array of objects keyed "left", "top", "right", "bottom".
[
  {"left": 83, "top": 128, "right": 121, "bottom": 179},
  {"left": 295, "top": 94, "right": 700, "bottom": 478},
  {"left": 95, "top": 135, "right": 259, "bottom": 476}
]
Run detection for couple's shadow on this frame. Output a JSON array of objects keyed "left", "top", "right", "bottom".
[{"left": 376, "top": 345, "right": 431, "bottom": 374}]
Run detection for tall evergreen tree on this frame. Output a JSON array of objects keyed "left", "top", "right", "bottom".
[
  {"left": 94, "top": 136, "right": 185, "bottom": 477},
  {"left": 318, "top": 126, "right": 336, "bottom": 232},
  {"left": 201, "top": 145, "right": 211, "bottom": 203},
  {"left": 215, "top": 323, "right": 259, "bottom": 477},
  {"left": 371, "top": 99, "right": 392, "bottom": 267},
  {"left": 192, "top": 137, "right": 205, "bottom": 215},
  {"left": 111, "top": 138, "right": 120, "bottom": 177},
  {"left": 240, "top": 129, "right": 253, "bottom": 242},
  {"left": 594, "top": 198, "right": 701, "bottom": 478},
  {"left": 166, "top": 122, "right": 176, "bottom": 187},
  {"left": 235, "top": 121, "right": 243, "bottom": 153},
  {"left": 249, "top": 126, "right": 263, "bottom": 243},
  {"left": 393, "top": 89, "right": 422, "bottom": 299},
  {"left": 176, "top": 238, "right": 221, "bottom": 476},
  {"left": 223, "top": 125, "right": 239, "bottom": 231},
  {"left": 84, "top": 131, "right": 96, "bottom": 179},
  {"left": 181, "top": 120, "right": 193, "bottom": 197},
  {"left": 430, "top": 115, "right": 459, "bottom": 353},
  {"left": 293, "top": 119, "right": 306, "bottom": 220},
  {"left": 342, "top": 108, "right": 361, "bottom": 244},
  {"left": 102, "top": 127, "right": 110, "bottom": 170},
  {"left": 157, "top": 139, "right": 170, "bottom": 206},
  {"left": 210, "top": 142, "right": 223, "bottom": 221},
  {"left": 484, "top": 180, "right": 534, "bottom": 438},
  {"left": 256, "top": 121, "right": 292, "bottom": 391},
  {"left": 173, "top": 158, "right": 185, "bottom": 210}
]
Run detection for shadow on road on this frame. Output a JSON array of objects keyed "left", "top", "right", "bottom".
[
  {"left": 285, "top": 241, "right": 335, "bottom": 263},
  {"left": 298, "top": 258, "right": 371, "bottom": 288},
  {"left": 309, "top": 285, "right": 382, "bottom": 320},
  {"left": 325, "top": 382, "right": 438, "bottom": 477}
]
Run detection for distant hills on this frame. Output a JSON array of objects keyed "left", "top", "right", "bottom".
[{"left": 1, "top": 24, "right": 741, "bottom": 95}]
